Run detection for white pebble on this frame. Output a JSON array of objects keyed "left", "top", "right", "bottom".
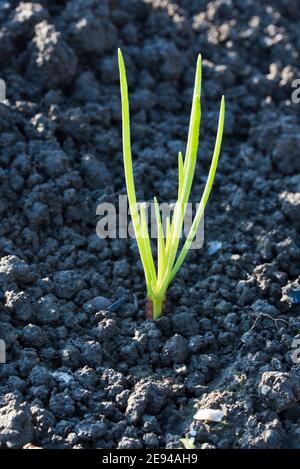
[{"left": 194, "top": 408, "right": 225, "bottom": 422}]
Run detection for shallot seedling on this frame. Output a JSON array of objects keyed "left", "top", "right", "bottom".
[{"left": 118, "top": 49, "right": 225, "bottom": 319}]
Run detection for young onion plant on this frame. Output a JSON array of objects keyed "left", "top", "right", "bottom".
[{"left": 118, "top": 49, "right": 225, "bottom": 320}]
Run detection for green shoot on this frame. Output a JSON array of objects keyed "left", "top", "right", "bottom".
[
  {"left": 180, "top": 436, "right": 196, "bottom": 449},
  {"left": 118, "top": 48, "right": 225, "bottom": 319}
]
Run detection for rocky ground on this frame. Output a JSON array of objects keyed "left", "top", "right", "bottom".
[{"left": 0, "top": 0, "right": 300, "bottom": 449}]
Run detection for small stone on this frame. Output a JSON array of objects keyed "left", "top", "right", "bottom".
[
  {"left": 0, "top": 255, "right": 33, "bottom": 284},
  {"left": 81, "top": 154, "right": 110, "bottom": 189},
  {"left": 125, "top": 390, "right": 147, "bottom": 425},
  {"left": 258, "top": 371, "right": 300, "bottom": 412},
  {"left": 39, "top": 150, "right": 69, "bottom": 179},
  {"left": 60, "top": 344, "right": 81, "bottom": 368},
  {"left": 5, "top": 291, "right": 33, "bottom": 322},
  {"left": 62, "top": 0, "right": 117, "bottom": 55},
  {"left": 76, "top": 420, "right": 106, "bottom": 441},
  {"left": 6, "top": 377, "right": 25, "bottom": 393},
  {"left": 49, "top": 393, "right": 75, "bottom": 418},
  {"left": 85, "top": 296, "right": 111, "bottom": 311},
  {"left": 81, "top": 340, "right": 102, "bottom": 367},
  {"left": 53, "top": 270, "right": 85, "bottom": 300},
  {"left": 0, "top": 393, "right": 33, "bottom": 448},
  {"left": 162, "top": 334, "right": 188, "bottom": 364},
  {"left": 28, "top": 20, "right": 77, "bottom": 89},
  {"left": 29, "top": 366, "right": 54, "bottom": 387},
  {"left": 113, "top": 260, "right": 130, "bottom": 278},
  {"left": 143, "top": 432, "right": 159, "bottom": 448},
  {"left": 95, "top": 318, "right": 117, "bottom": 342},
  {"left": 251, "top": 299, "right": 279, "bottom": 317},
  {"left": 74, "top": 366, "right": 97, "bottom": 390},
  {"left": 21, "top": 324, "right": 45, "bottom": 348},
  {"left": 117, "top": 436, "right": 143, "bottom": 449},
  {"left": 35, "top": 294, "right": 60, "bottom": 324},
  {"left": 188, "top": 335, "right": 205, "bottom": 353},
  {"left": 126, "top": 380, "right": 169, "bottom": 424},
  {"left": 171, "top": 312, "right": 200, "bottom": 338}
]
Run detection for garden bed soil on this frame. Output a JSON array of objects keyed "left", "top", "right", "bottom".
[{"left": 0, "top": 0, "right": 300, "bottom": 449}]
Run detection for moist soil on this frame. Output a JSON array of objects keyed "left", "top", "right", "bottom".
[{"left": 0, "top": 0, "right": 300, "bottom": 449}]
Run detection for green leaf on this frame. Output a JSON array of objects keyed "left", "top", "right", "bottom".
[
  {"left": 169, "top": 95, "right": 225, "bottom": 283},
  {"left": 180, "top": 437, "right": 196, "bottom": 449},
  {"left": 178, "top": 151, "right": 184, "bottom": 198},
  {"left": 154, "top": 197, "right": 166, "bottom": 284},
  {"left": 118, "top": 49, "right": 155, "bottom": 295}
]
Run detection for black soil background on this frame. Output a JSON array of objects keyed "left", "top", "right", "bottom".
[{"left": 0, "top": 0, "right": 300, "bottom": 449}]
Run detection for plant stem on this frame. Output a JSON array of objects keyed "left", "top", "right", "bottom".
[{"left": 146, "top": 295, "right": 166, "bottom": 320}]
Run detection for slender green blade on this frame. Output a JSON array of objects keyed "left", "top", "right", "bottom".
[
  {"left": 178, "top": 151, "right": 184, "bottom": 198},
  {"left": 183, "top": 54, "right": 202, "bottom": 174},
  {"left": 166, "top": 55, "right": 202, "bottom": 280},
  {"left": 140, "top": 203, "right": 157, "bottom": 285},
  {"left": 118, "top": 48, "right": 156, "bottom": 294},
  {"left": 169, "top": 95, "right": 225, "bottom": 283},
  {"left": 118, "top": 49, "right": 137, "bottom": 210},
  {"left": 154, "top": 197, "right": 166, "bottom": 283}
]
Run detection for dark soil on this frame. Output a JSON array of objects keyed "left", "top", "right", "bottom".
[{"left": 0, "top": 0, "right": 300, "bottom": 449}]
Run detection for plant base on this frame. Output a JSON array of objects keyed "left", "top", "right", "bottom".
[{"left": 146, "top": 296, "right": 166, "bottom": 320}]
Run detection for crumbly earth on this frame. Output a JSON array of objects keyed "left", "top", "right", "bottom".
[{"left": 0, "top": 0, "right": 299, "bottom": 449}]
